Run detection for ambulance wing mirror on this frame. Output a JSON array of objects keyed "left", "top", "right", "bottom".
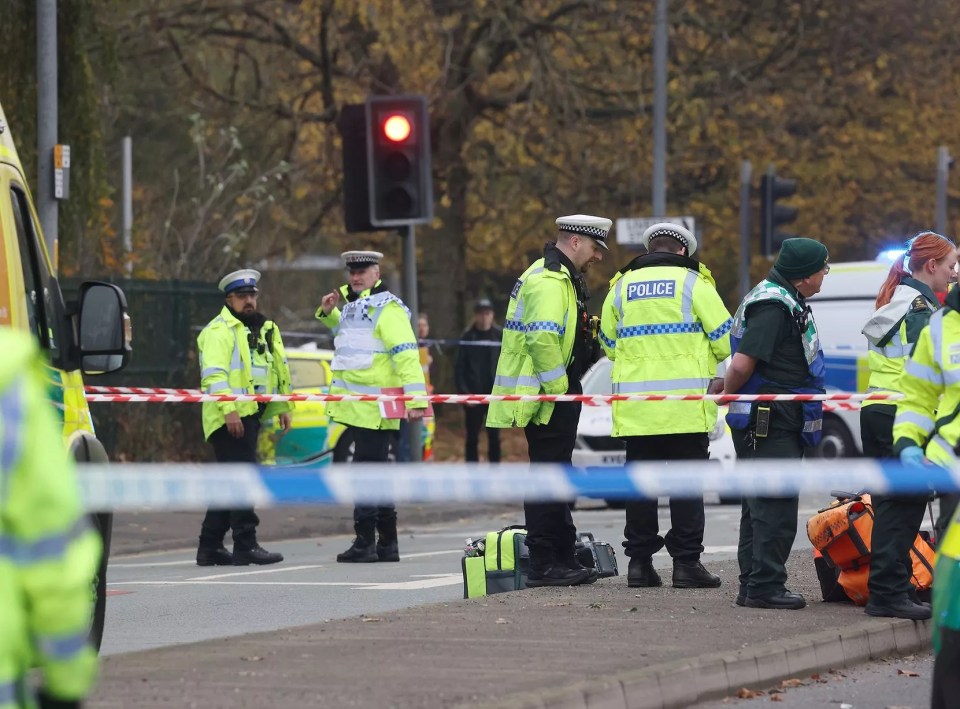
[{"left": 77, "top": 282, "right": 132, "bottom": 375}]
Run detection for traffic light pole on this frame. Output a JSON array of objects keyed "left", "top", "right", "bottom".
[
  {"left": 401, "top": 224, "right": 423, "bottom": 463},
  {"left": 937, "top": 146, "right": 951, "bottom": 236},
  {"left": 739, "top": 160, "right": 752, "bottom": 297}
]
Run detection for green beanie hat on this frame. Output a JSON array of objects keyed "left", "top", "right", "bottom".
[{"left": 774, "top": 238, "right": 829, "bottom": 280}]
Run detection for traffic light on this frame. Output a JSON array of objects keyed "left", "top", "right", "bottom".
[
  {"left": 760, "top": 166, "right": 798, "bottom": 256},
  {"left": 365, "top": 95, "right": 433, "bottom": 228}
]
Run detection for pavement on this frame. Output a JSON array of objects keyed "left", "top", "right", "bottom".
[{"left": 91, "top": 507, "right": 933, "bottom": 709}]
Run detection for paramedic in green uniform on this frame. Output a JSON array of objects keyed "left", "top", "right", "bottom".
[
  {"left": 861, "top": 232, "right": 955, "bottom": 620},
  {"left": 725, "top": 238, "right": 830, "bottom": 610}
]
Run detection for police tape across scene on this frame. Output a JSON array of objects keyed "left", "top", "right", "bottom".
[
  {"left": 83, "top": 386, "right": 898, "bottom": 406},
  {"left": 77, "top": 459, "right": 960, "bottom": 512}
]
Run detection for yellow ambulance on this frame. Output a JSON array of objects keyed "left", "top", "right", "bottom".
[{"left": 0, "top": 101, "right": 130, "bottom": 651}]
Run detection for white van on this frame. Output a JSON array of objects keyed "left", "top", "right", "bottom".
[{"left": 807, "top": 258, "right": 896, "bottom": 457}]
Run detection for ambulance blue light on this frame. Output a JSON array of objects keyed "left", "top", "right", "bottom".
[{"left": 877, "top": 248, "right": 906, "bottom": 262}]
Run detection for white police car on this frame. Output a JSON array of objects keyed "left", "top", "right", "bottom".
[{"left": 572, "top": 357, "right": 737, "bottom": 505}]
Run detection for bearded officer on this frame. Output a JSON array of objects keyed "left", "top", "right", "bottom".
[
  {"left": 487, "top": 215, "right": 608, "bottom": 587},
  {"left": 599, "top": 222, "right": 732, "bottom": 590},
  {"left": 196, "top": 269, "right": 291, "bottom": 566},
  {"left": 317, "top": 251, "right": 427, "bottom": 563}
]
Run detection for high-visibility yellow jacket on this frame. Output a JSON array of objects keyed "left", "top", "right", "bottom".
[
  {"left": 599, "top": 254, "right": 733, "bottom": 436},
  {"left": 487, "top": 252, "right": 580, "bottom": 428},
  {"left": 861, "top": 277, "right": 938, "bottom": 410},
  {"left": 0, "top": 328, "right": 100, "bottom": 708},
  {"left": 893, "top": 286, "right": 960, "bottom": 464},
  {"left": 198, "top": 306, "right": 293, "bottom": 440},
  {"left": 316, "top": 282, "right": 426, "bottom": 431}
]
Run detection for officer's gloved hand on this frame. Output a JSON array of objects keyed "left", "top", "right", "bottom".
[
  {"left": 37, "top": 691, "right": 81, "bottom": 709},
  {"left": 899, "top": 446, "right": 926, "bottom": 467}
]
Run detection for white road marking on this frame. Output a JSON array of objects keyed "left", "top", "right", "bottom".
[
  {"left": 360, "top": 574, "right": 463, "bottom": 590},
  {"left": 399, "top": 550, "right": 463, "bottom": 559},
  {"left": 110, "top": 560, "right": 196, "bottom": 568},
  {"left": 108, "top": 580, "right": 380, "bottom": 587},
  {"left": 188, "top": 564, "right": 324, "bottom": 581}
]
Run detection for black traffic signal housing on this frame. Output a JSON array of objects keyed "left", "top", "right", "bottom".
[
  {"left": 366, "top": 95, "right": 433, "bottom": 228},
  {"left": 760, "top": 167, "right": 798, "bottom": 256}
]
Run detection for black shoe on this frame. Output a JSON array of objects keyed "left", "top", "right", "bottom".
[
  {"left": 864, "top": 597, "right": 932, "bottom": 620},
  {"left": 196, "top": 546, "right": 233, "bottom": 566},
  {"left": 526, "top": 566, "right": 591, "bottom": 587},
  {"left": 627, "top": 557, "right": 662, "bottom": 588},
  {"left": 559, "top": 551, "right": 599, "bottom": 584},
  {"left": 232, "top": 545, "right": 283, "bottom": 566},
  {"left": 336, "top": 538, "right": 378, "bottom": 563},
  {"left": 735, "top": 593, "right": 746, "bottom": 607},
  {"left": 672, "top": 560, "right": 722, "bottom": 589},
  {"left": 377, "top": 541, "right": 400, "bottom": 562},
  {"left": 744, "top": 591, "right": 806, "bottom": 610}
]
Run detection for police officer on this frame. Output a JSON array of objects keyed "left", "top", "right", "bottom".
[
  {"left": 894, "top": 247, "right": 960, "bottom": 606},
  {"left": 196, "top": 269, "right": 290, "bottom": 566},
  {"left": 599, "top": 223, "right": 732, "bottom": 590},
  {"left": 454, "top": 298, "right": 503, "bottom": 463},
  {"left": 861, "top": 232, "right": 955, "bottom": 620},
  {"left": 316, "top": 251, "right": 427, "bottom": 563},
  {"left": 0, "top": 327, "right": 100, "bottom": 709},
  {"left": 488, "top": 214, "right": 608, "bottom": 587},
  {"left": 725, "top": 238, "right": 830, "bottom": 610}
]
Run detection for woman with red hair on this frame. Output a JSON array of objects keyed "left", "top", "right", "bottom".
[{"left": 860, "top": 231, "right": 957, "bottom": 620}]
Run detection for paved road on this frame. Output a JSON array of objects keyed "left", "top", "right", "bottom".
[
  {"left": 102, "top": 497, "right": 822, "bottom": 656},
  {"left": 693, "top": 651, "right": 934, "bottom": 708}
]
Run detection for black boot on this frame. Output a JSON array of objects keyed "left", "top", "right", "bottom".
[
  {"left": 558, "top": 548, "right": 599, "bottom": 584},
  {"left": 377, "top": 540, "right": 400, "bottom": 562},
  {"left": 526, "top": 548, "right": 590, "bottom": 587},
  {"left": 865, "top": 596, "right": 932, "bottom": 620},
  {"left": 337, "top": 537, "right": 378, "bottom": 563},
  {"left": 672, "top": 560, "right": 722, "bottom": 589},
  {"left": 232, "top": 544, "right": 283, "bottom": 565},
  {"left": 627, "top": 557, "right": 662, "bottom": 588},
  {"left": 196, "top": 546, "right": 233, "bottom": 566}
]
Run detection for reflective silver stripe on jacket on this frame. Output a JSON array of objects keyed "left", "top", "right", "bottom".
[
  {"left": 681, "top": 270, "right": 697, "bottom": 322},
  {"left": 894, "top": 410, "right": 935, "bottom": 436},
  {"left": 403, "top": 382, "right": 427, "bottom": 394},
  {"left": 35, "top": 629, "right": 92, "bottom": 661},
  {"left": 0, "top": 381, "right": 24, "bottom": 481},
  {"left": 612, "top": 377, "right": 710, "bottom": 394},
  {"left": 904, "top": 357, "right": 943, "bottom": 386},
  {"left": 929, "top": 434, "right": 959, "bottom": 465},
  {"left": 537, "top": 365, "right": 566, "bottom": 385},
  {"left": 0, "top": 518, "right": 89, "bottom": 565},
  {"left": 494, "top": 373, "right": 540, "bottom": 389},
  {"left": 803, "top": 419, "right": 823, "bottom": 433},
  {"left": 330, "top": 379, "right": 383, "bottom": 395}
]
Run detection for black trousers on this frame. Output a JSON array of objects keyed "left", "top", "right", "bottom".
[
  {"left": 734, "top": 428, "right": 802, "bottom": 599},
  {"left": 464, "top": 404, "right": 501, "bottom": 462},
  {"left": 199, "top": 414, "right": 261, "bottom": 550},
  {"left": 350, "top": 425, "right": 398, "bottom": 544},
  {"left": 622, "top": 433, "right": 707, "bottom": 561},
  {"left": 861, "top": 405, "right": 929, "bottom": 604},
  {"left": 523, "top": 398, "right": 581, "bottom": 567}
]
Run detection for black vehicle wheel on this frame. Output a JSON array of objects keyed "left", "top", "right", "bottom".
[
  {"left": 332, "top": 429, "right": 397, "bottom": 463},
  {"left": 813, "top": 415, "right": 857, "bottom": 459},
  {"left": 89, "top": 512, "right": 112, "bottom": 653},
  {"left": 333, "top": 430, "right": 356, "bottom": 463}
]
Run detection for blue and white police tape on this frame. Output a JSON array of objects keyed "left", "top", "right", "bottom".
[{"left": 77, "top": 459, "right": 960, "bottom": 512}]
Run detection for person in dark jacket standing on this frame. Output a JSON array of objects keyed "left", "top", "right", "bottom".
[{"left": 454, "top": 298, "right": 503, "bottom": 462}]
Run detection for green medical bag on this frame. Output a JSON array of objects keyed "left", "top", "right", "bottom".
[{"left": 461, "top": 526, "right": 530, "bottom": 598}]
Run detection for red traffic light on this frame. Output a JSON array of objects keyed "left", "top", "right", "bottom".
[{"left": 382, "top": 114, "right": 412, "bottom": 143}]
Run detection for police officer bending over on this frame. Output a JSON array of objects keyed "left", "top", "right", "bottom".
[
  {"left": 725, "top": 238, "right": 830, "bottom": 610},
  {"left": 196, "top": 269, "right": 291, "bottom": 566},
  {"left": 600, "top": 222, "right": 732, "bottom": 590},
  {"left": 317, "top": 251, "right": 427, "bottom": 563},
  {"left": 488, "top": 214, "right": 607, "bottom": 587}
]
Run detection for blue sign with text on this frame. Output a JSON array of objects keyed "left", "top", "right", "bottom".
[{"left": 626, "top": 280, "right": 675, "bottom": 301}]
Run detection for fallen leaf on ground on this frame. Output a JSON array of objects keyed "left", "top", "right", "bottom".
[
  {"left": 588, "top": 602, "right": 603, "bottom": 609},
  {"left": 736, "top": 687, "right": 764, "bottom": 699},
  {"left": 897, "top": 669, "right": 919, "bottom": 677},
  {"left": 779, "top": 679, "right": 804, "bottom": 689},
  {"left": 770, "top": 694, "right": 783, "bottom": 702},
  {"left": 361, "top": 617, "right": 382, "bottom": 623}
]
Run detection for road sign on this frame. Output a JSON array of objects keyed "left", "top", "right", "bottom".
[{"left": 616, "top": 216, "right": 696, "bottom": 246}]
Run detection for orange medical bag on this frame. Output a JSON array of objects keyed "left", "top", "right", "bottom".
[{"left": 806, "top": 494, "right": 874, "bottom": 569}]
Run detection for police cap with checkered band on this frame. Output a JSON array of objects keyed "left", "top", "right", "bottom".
[
  {"left": 555, "top": 214, "right": 612, "bottom": 251},
  {"left": 341, "top": 250, "right": 384, "bottom": 271},
  {"left": 639, "top": 222, "right": 698, "bottom": 257}
]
